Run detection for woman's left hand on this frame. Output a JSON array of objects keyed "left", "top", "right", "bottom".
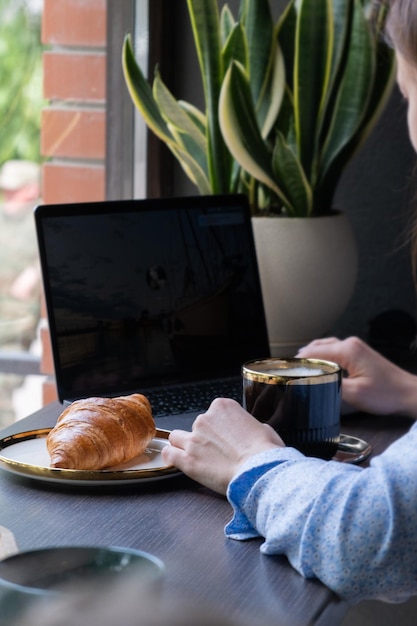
[{"left": 161, "top": 397, "right": 284, "bottom": 494}]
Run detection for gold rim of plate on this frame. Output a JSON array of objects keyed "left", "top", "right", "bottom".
[{"left": 0, "top": 428, "right": 180, "bottom": 483}]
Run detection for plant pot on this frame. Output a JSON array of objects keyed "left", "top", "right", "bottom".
[{"left": 252, "top": 212, "right": 358, "bottom": 357}]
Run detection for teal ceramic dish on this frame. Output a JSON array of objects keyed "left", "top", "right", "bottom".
[{"left": 0, "top": 545, "right": 164, "bottom": 621}]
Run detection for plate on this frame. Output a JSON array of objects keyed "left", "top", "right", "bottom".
[
  {"left": 0, "top": 429, "right": 181, "bottom": 486},
  {"left": 333, "top": 433, "right": 372, "bottom": 464}
]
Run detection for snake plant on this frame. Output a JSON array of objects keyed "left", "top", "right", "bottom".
[{"left": 122, "top": 0, "right": 395, "bottom": 216}]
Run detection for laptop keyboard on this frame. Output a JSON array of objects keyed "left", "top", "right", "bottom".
[{"left": 144, "top": 378, "right": 243, "bottom": 417}]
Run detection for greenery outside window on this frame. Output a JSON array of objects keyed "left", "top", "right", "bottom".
[{"left": 0, "top": 0, "right": 44, "bottom": 427}]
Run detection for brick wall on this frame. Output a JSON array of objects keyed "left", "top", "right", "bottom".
[{"left": 40, "top": 0, "right": 107, "bottom": 404}]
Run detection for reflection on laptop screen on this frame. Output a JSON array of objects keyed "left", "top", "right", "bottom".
[{"left": 35, "top": 195, "right": 270, "bottom": 403}]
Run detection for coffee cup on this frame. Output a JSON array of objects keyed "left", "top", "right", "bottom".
[{"left": 242, "top": 358, "right": 342, "bottom": 459}]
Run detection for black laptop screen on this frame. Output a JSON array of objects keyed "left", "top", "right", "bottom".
[{"left": 35, "top": 195, "right": 270, "bottom": 402}]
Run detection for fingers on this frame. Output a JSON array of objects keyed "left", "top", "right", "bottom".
[
  {"left": 297, "top": 340, "right": 344, "bottom": 366},
  {"left": 167, "top": 428, "right": 190, "bottom": 449},
  {"left": 300, "top": 337, "right": 339, "bottom": 348},
  {"left": 297, "top": 337, "right": 341, "bottom": 356},
  {"left": 161, "top": 424, "right": 231, "bottom": 494},
  {"left": 161, "top": 429, "right": 190, "bottom": 468}
]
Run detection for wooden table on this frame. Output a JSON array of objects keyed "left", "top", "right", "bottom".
[{"left": 0, "top": 403, "right": 413, "bottom": 626}]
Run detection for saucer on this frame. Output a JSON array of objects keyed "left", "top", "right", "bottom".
[{"left": 334, "top": 434, "right": 372, "bottom": 464}]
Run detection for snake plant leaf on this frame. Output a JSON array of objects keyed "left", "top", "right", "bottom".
[
  {"left": 239, "top": 0, "right": 286, "bottom": 140},
  {"left": 220, "top": 4, "right": 236, "bottom": 46},
  {"left": 275, "top": 85, "right": 295, "bottom": 146},
  {"left": 122, "top": 33, "right": 211, "bottom": 195},
  {"left": 318, "top": 0, "right": 374, "bottom": 187},
  {"left": 178, "top": 101, "right": 207, "bottom": 136},
  {"left": 255, "top": 183, "right": 280, "bottom": 212},
  {"left": 153, "top": 73, "right": 207, "bottom": 156},
  {"left": 276, "top": 0, "right": 296, "bottom": 94},
  {"left": 122, "top": 34, "right": 174, "bottom": 146},
  {"left": 317, "top": 0, "right": 352, "bottom": 143},
  {"left": 294, "top": 0, "right": 333, "bottom": 179},
  {"left": 317, "top": 36, "right": 395, "bottom": 207},
  {"left": 122, "top": 0, "right": 394, "bottom": 217},
  {"left": 272, "top": 132, "right": 313, "bottom": 216},
  {"left": 327, "top": 0, "right": 351, "bottom": 86},
  {"left": 168, "top": 123, "right": 207, "bottom": 180},
  {"left": 258, "top": 42, "right": 286, "bottom": 139},
  {"left": 187, "top": 0, "right": 232, "bottom": 193},
  {"left": 154, "top": 81, "right": 211, "bottom": 193},
  {"left": 239, "top": 0, "right": 274, "bottom": 107},
  {"left": 219, "top": 61, "right": 290, "bottom": 207},
  {"left": 169, "top": 144, "right": 212, "bottom": 194},
  {"left": 222, "top": 23, "right": 248, "bottom": 75},
  {"left": 349, "top": 36, "right": 396, "bottom": 154}
]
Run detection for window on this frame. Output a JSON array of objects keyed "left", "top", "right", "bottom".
[
  {"left": 0, "top": 0, "right": 44, "bottom": 427},
  {"left": 0, "top": 0, "right": 177, "bottom": 426}
]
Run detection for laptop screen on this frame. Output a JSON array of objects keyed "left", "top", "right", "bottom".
[{"left": 35, "top": 195, "right": 270, "bottom": 403}]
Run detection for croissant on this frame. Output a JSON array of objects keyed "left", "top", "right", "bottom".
[{"left": 47, "top": 393, "right": 156, "bottom": 470}]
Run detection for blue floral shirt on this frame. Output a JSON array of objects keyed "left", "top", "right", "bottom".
[{"left": 225, "top": 422, "right": 417, "bottom": 604}]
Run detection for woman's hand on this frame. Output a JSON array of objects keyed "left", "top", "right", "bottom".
[
  {"left": 298, "top": 336, "right": 417, "bottom": 418},
  {"left": 161, "top": 398, "right": 284, "bottom": 494}
]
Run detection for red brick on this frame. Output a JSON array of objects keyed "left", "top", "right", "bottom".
[
  {"left": 42, "top": 0, "right": 106, "bottom": 47},
  {"left": 42, "top": 162, "right": 105, "bottom": 204},
  {"left": 40, "top": 325, "right": 54, "bottom": 375},
  {"left": 42, "top": 379, "right": 58, "bottom": 405},
  {"left": 41, "top": 108, "right": 105, "bottom": 160},
  {"left": 39, "top": 0, "right": 108, "bottom": 409},
  {"left": 44, "top": 52, "right": 106, "bottom": 102},
  {"left": 40, "top": 293, "right": 47, "bottom": 319}
]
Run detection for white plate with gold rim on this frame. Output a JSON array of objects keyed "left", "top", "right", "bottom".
[{"left": 0, "top": 428, "right": 181, "bottom": 486}]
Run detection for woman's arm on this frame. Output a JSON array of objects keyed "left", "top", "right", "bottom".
[
  {"left": 162, "top": 398, "right": 417, "bottom": 603},
  {"left": 226, "top": 427, "right": 417, "bottom": 603}
]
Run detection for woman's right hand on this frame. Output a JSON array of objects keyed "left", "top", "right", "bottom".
[
  {"left": 297, "top": 336, "right": 417, "bottom": 419},
  {"left": 162, "top": 398, "right": 284, "bottom": 494}
]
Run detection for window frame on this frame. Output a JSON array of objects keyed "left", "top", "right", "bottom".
[{"left": 105, "top": 0, "right": 174, "bottom": 200}]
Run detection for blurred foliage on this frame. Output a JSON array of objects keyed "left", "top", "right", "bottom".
[{"left": 0, "top": 0, "right": 44, "bottom": 164}]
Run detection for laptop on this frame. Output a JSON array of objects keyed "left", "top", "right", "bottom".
[{"left": 34, "top": 194, "right": 270, "bottom": 430}]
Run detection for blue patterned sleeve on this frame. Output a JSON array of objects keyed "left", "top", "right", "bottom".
[{"left": 225, "top": 423, "right": 417, "bottom": 603}]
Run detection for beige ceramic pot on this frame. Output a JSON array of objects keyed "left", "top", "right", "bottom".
[{"left": 252, "top": 212, "right": 358, "bottom": 357}]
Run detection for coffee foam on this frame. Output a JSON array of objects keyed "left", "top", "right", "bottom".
[{"left": 269, "top": 367, "right": 324, "bottom": 378}]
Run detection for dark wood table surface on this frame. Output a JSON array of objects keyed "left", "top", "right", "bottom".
[{"left": 0, "top": 402, "right": 413, "bottom": 626}]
